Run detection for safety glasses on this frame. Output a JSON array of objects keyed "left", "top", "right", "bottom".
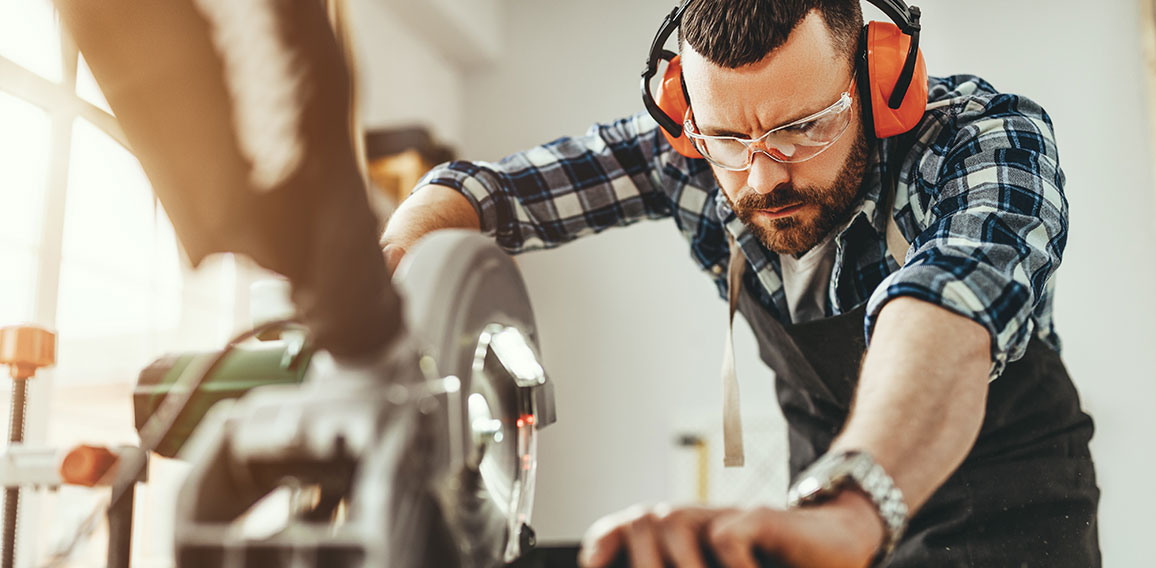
[{"left": 683, "top": 78, "right": 856, "bottom": 170}]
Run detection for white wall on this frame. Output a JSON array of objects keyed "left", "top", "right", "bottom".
[
  {"left": 447, "top": 0, "right": 1156, "bottom": 563},
  {"left": 347, "top": 0, "right": 464, "bottom": 145}
]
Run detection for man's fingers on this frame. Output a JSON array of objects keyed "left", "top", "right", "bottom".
[
  {"left": 580, "top": 505, "right": 720, "bottom": 568},
  {"left": 655, "top": 513, "right": 708, "bottom": 568},
  {"left": 708, "top": 509, "right": 775, "bottom": 568},
  {"left": 579, "top": 509, "right": 631, "bottom": 568},
  {"left": 577, "top": 529, "right": 621, "bottom": 568},
  {"left": 578, "top": 509, "right": 664, "bottom": 568},
  {"left": 623, "top": 511, "right": 666, "bottom": 568},
  {"left": 382, "top": 243, "right": 406, "bottom": 274}
]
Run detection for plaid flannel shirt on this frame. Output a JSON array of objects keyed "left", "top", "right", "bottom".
[{"left": 415, "top": 75, "right": 1067, "bottom": 378}]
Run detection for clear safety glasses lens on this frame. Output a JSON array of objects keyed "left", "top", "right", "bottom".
[{"left": 685, "top": 91, "right": 854, "bottom": 171}]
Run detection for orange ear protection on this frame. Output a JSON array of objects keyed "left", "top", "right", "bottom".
[
  {"left": 640, "top": 0, "right": 929, "bottom": 159},
  {"left": 650, "top": 54, "right": 700, "bottom": 158}
]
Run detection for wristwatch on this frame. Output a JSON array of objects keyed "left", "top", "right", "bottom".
[{"left": 786, "top": 450, "right": 908, "bottom": 566}]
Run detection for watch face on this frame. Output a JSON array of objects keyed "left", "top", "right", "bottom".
[
  {"left": 793, "top": 476, "right": 823, "bottom": 499},
  {"left": 789, "top": 451, "right": 868, "bottom": 505}
]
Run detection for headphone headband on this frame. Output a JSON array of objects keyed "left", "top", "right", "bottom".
[
  {"left": 866, "top": 0, "right": 921, "bottom": 34},
  {"left": 640, "top": 1, "right": 692, "bottom": 138},
  {"left": 868, "top": 1, "right": 921, "bottom": 109}
]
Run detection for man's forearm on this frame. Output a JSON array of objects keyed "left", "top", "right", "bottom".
[
  {"left": 832, "top": 296, "right": 991, "bottom": 513},
  {"left": 381, "top": 183, "right": 481, "bottom": 250},
  {"left": 380, "top": 183, "right": 481, "bottom": 270}
]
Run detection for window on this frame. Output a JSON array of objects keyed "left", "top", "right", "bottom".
[
  {"left": 0, "top": 0, "right": 61, "bottom": 84},
  {"left": 0, "top": 2, "right": 268, "bottom": 566},
  {"left": 0, "top": 91, "right": 51, "bottom": 333}
]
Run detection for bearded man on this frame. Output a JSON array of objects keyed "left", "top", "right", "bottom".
[{"left": 382, "top": 1, "right": 1100, "bottom": 566}]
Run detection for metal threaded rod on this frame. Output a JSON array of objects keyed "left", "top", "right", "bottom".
[{"left": 2, "top": 377, "right": 28, "bottom": 568}]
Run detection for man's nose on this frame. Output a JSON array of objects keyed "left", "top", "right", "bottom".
[{"left": 746, "top": 150, "right": 790, "bottom": 195}]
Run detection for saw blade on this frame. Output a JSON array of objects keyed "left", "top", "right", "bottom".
[{"left": 392, "top": 230, "right": 552, "bottom": 567}]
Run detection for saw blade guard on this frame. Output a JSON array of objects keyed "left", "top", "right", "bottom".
[{"left": 394, "top": 230, "right": 556, "bottom": 566}]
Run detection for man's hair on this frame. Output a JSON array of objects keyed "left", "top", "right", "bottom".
[{"left": 680, "top": 0, "right": 863, "bottom": 69}]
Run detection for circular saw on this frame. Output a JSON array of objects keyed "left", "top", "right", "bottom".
[{"left": 394, "top": 230, "right": 557, "bottom": 567}]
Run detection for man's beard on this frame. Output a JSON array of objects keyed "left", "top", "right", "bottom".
[{"left": 725, "top": 130, "right": 869, "bottom": 256}]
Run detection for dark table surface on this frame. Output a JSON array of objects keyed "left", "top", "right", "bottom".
[{"left": 508, "top": 545, "right": 786, "bottom": 568}]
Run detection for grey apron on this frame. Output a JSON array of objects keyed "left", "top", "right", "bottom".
[{"left": 731, "top": 269, "right": 1102, "bottom": 566}]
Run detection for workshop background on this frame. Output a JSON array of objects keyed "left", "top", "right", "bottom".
[
  {"left": 350, "top": 0, "right": 1156, "bottom": 565},
  {"left": 0, "top": 0, "right": 1153, "bottom": 566}
]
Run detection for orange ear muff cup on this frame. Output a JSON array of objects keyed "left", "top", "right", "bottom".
[
  {"left": 865, "top": 21, "right": 928, "bottom": 139},
  {"left": 655, "top": 56, "right": 703, "bottom": 159}
]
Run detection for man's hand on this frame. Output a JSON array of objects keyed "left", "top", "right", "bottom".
[
  {"left": 380, "top": 183, "right": 481, "bottom": 274},
  {"left": 707, "top": 492, "right": 882, "bottom": 568},
  {"left": 579, "top": 493, "right": 883, "bottom": 568},
  {"left": 382, "top": 243, "right": 407, "bottom": 274},
  {"left": 579, "top": 504, "right": 726, "bottom": 568}
]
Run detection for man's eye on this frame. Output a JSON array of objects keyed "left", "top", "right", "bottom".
[{"left": 783, "top": 121, "right": 817, "bottom": 134}]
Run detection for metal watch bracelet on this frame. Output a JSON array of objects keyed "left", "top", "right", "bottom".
[{"left": 786, "top": 450, "right": 908, "bottom": 566}]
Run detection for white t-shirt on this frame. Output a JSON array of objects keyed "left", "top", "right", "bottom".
[{"left": 779, "top": 234, "right": 837, "bottom": 323}]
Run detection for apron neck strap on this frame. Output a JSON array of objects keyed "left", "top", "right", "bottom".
[{"left": 721, "top": 234, "right": 746, "bottom": 467}]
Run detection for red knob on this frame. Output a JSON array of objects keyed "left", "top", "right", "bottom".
[{"left": 60, "top": 445, "right": 119, "bottom": 487}]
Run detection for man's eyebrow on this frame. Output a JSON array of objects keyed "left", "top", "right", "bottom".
[
  {"left": 697, "top": 97, "right": 838, "bottom": 138},
  {"left": 697, "top": 124, "right": 749, "bottom": 138}
]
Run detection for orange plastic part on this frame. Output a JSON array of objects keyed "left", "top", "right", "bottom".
[
  {"left": 0, "top": 325, "right": 56, "bottom": 379},
  {"left": 60, "top": 445, "right": 119, "bottom": 487},
  {"left": 865, "top": 21, "right": 928, "bottom": 139},
  {"left": 656, "top": 56, "right": 703, "bottom": 159}
]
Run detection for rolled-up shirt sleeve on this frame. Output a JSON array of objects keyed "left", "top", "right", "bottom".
[
  {"left": 865, "top": 93, "right": 1068, "bottom": 379},
  {"left": 411, "top": 112, "right": 674, "bottom": 253}
]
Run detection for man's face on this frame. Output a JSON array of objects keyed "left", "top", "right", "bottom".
[{"left": 681, "top": 12, "right": 868, "bottom": 256}]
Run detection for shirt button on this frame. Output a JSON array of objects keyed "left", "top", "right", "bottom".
[{"left": 711, "top": 264, "right": 724, "bottom": 276}]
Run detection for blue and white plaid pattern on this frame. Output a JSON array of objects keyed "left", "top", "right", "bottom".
[{"left": 416, "top": 75, "right": 1067, "bottom": 378}]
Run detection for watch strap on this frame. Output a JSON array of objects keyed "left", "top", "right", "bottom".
[{"left": 786, "top": 450, "right": 908, "bottom": 565}]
